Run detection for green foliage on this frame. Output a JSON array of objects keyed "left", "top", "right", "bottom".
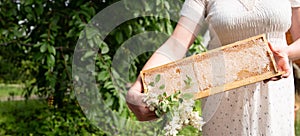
[
  {"left": 0, "top": 0, "right": 205, "bottom": 135},
  {"left": 177, "top": 125, "right": 202, "bottom": 136},
  {"left": 154, "top": 91, "right": 182, "bottom": 117},
  {"left": 296, "top": 109, "right": 300, "bottom": 136},
  {"left": 1, "top": 0, "right": 96, "bottom": 101},
  {"left": 0, "top": 100, "right": 104, "bottom": 135},
  {"left": 0, "top": 84, "right": 23, "bottom": 97}
]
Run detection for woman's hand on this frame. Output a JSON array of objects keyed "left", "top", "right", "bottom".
[
  {"left": 267, "top": 42, "right": 291, "bottom": 81},
  {"left": 126, "top": 16, "right": 198, "bottom": 121},
  {"left": 126, "top": 77, "right": 157, "bottom": 121}
]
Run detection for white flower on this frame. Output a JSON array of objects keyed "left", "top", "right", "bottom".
[
  {"left": 189, "top": 111, "right": 205, "bottom": 131},
  {"left": 143, "top": 91, "right": 205, "bottom": 136},
  {"left": 149, "top": 106, "right": 155, "bottom": 111},
  {"left": 183, "top": 119, "right": 189, "bottom": 125}
]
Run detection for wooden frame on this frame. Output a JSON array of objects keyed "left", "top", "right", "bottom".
[{"left": 141, "top": 34, "right": 284, "bottom": 99}]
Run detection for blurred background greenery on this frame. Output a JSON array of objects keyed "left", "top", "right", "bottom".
[
  {"left": 0, "top": 0, "right": 299, "bottom": 135},
  {"left": 0, "top": 0, "right": 206, "bottom": 135}
]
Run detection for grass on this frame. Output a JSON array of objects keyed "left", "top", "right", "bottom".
[
  {"left": 0, "top": 99, "right": 48, "bottom": 135},
  {"left": 0, "top": 84, "right": 23, "bottom": 97},
  {"left": 0, "top": 84, "right": 104, "bottom": 135},
  {"left": 0, "top": 99, "right": 105, "bottom": 135},
  {"left": 296, "top": 93, "right": 300, "bottom": 136},
  {"left": 0, "top": 85, "right": 46, "bottom": 134},
  {"left": 296, "top": 108, "right": 300, "bottom": 136}
]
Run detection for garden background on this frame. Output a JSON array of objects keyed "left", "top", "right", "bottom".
[{"left": 0, "top": 0, "right": 299, "bottom": 135}]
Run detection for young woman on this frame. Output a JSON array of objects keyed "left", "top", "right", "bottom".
[{"left": 126, "top": 0, "right": 300, "bottom": 135}]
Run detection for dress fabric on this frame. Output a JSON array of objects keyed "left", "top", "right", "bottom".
[{"left": 180, "top": 0, "right": 300, "bottom": 135}]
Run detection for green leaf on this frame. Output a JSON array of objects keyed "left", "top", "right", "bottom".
[
  {"left": 40, "top": 33, "right": 48, "bottom": 38},
  {"left": 97, "top": 71, "right": 109, "bottom": 81},
  {"left": 47, "top": 54, "right": 55, "bottom": 66},
  {"left": 155, "top": 109, "right": 162, "bottom": 117},
  {"left": 159, "top": 84, "right": 165, "bottom": 90},
  {"left": 100, "top": 42, "right": 109, "bottom": 54},
  {"left": 166, "top": 22, "right": 173, "bottom": 35},
  {"left": 33, "top": 43, "right": 41, "bottom": 47},
  {"left": 194, "top": 100, "right": 202, "bottom": 113},
  {"left": 82, "top": 51, "right": 95, "bottom": 59},
  {"left": 40, "top": 43, "right": 47, "bottom": 53},
  {"left": 184, "top": 80, "right": 188, "bottom": 86},
  {"left": 174, "top": 91, "right": 181, "bottom": 98},
  {"left": 156, "top": 0, "right": 161, "bottom": 5},
  {"left": 47, "top": 45, "right": 56, "bottom": 55},
  {"left": 182, "top": 93, "right": 194, "bottom": 100},
  {"left": 116, "top": 32, "right": 123, "bottom": 44},
  {"left": 144, "top": 2, "right": 151, "bottom": 12},
  {"left": 88, "top": 39, "right": 94, "bottom": 48},
  {"left": 168, "top": 94, "right": 173, "bottom": 101},
  {"left": 24, "top": 6, "right": 31, "bottom": 13},
  {"left": 164, "top": 1, "right": 170, "bottom": 10},
  {"left": 148, "top": 82, "right": 154, "bottom": 87},
  {"left": 162, "top": 103, "right": 167, "bottom": 112},
  {"left": 24, "top": 0, "right": 33, "bottom": 5},
  {"left": 34, "top": 3, "right": 44, "bottom": 16},
  {"left": 158, "top": 94, "right": 163, "bottom": 101},
  {"left": 163, "top": 92, "right": 167, "bottom": 97},
  {"left": 52, "top": 15, "right": 60, "bottom": 26},
  {"left": 104, "top": 81, "right": 114, "bottom": 89},
  {"left": 125, "top": 25, "right": 133, "bottom": 37},
  {"left": 86, "top": 27, "right": 98, "bottom": 40},
  {"left": 186, "top": 75, "right": 192, "bottom": 81},
  {"left": 184, "top": 75, "right": 192, "bottom": 88},
  {"left": 179, "top": 98, "right": 183, "bottom": 103},
  {"left": 155, "top": 74, "right": 161, "bottom": 82}
]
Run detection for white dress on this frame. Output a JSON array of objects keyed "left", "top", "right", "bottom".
[{"left": 180, "top": 0, "right": 300, "bottom": 135}]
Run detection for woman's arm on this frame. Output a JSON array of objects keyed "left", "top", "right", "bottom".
[
  {"left": 126, "top": 16, "right": 200, "bottom": 121},
  {"left": 140, "top": 17, "right": 199, "bottom": 71},
  {"left": 268, "top": 7, "right": 300, "bottom": 79},
  {"left": 126, "top": 0, "right": 207, "bottom": 121}
]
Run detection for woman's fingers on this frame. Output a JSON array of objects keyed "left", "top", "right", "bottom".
[
  {"left": 263, "top": 75, "right": 281, "bottom": 83},
  {"left": 268, "top": 42, "right": 291, "bottom": 78},
  {"left": 127, "top": 102, "right": 158, "bottom": 121},
  {"left": 126, "top": 84, "right": 158, "bottom": 121}
]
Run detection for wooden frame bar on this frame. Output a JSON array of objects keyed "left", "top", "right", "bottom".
[{"left": 141, "top": 34, "right": 284, "bottom": 99}]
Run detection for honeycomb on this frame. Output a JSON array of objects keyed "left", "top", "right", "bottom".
[{"left": 141, "top": 34, "right": 283, "bottom": 99}]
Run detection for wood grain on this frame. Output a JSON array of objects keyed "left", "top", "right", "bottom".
[{"left": 141, "top": 34, "right": 283, "bottom": 99}]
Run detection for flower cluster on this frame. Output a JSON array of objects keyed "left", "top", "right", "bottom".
[
  {"left": 143, "top": 91, "right": 181, "bottom": 117},
  {"left": 143, "top": 91, "right": 205, "bottom": 136}
]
